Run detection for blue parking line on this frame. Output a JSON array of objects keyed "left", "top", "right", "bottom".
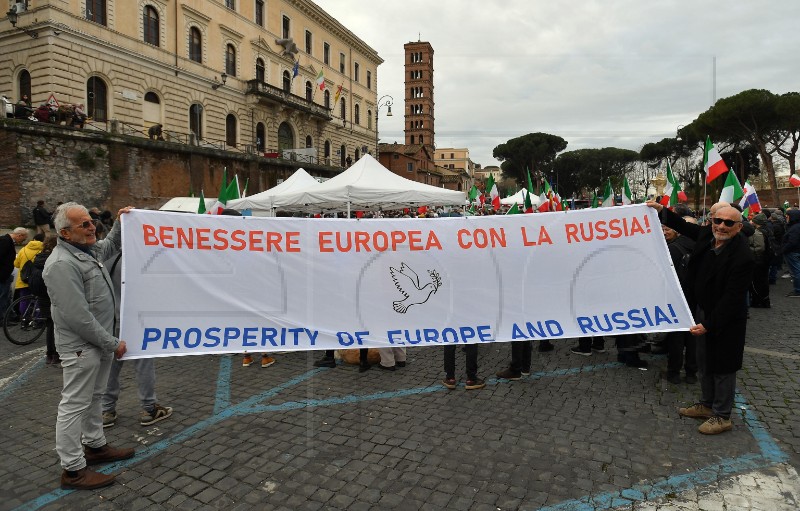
[{"left": 12, "top": 359, "right": 789, "bottom": 511}]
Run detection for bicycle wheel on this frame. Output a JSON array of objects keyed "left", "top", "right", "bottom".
[{"left": 4, "top": 295, "right": 46, "bottom": 346}]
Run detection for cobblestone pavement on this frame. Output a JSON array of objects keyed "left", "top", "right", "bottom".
[{"left": 1, "top": 279, "right": 798, "bottom": 511}]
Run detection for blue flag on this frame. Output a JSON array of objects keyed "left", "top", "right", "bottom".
[{"left": 292, "top": 60, "right": 299, "bottom": 79}]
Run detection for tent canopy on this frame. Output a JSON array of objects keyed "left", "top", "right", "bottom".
[
  {"left": 159, "top": 197, "right": 214, "bottom": 213},
  {"left": 227, "top": 168, "right": 319, "bottom": 215},
  {"left": 276, "top": 154, "right": 466, "bottom": 213},
  {"left": 500, "top": 188, "right": 540, "bottom": 207}
]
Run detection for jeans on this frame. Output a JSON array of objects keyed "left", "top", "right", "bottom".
[
  {"left": 787, "top": 252, "right": 800, "bottom": 294},
  {"left": 102, "top": 358, "right": 158, "bottom": 413},
  {"left": 509, "top": 340, "right": 532, "bottom": 373},
  {"left": 695, "top": 335, "right": 736, "bottom": 419},
  {"left": 0, "top": 274, "right": 13, "bottom": 319},
  {"left": 444, "top": 344, "right": 478, "bottom": 380}
]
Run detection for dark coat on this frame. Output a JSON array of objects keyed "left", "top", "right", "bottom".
[
  {"left": 0, "top": 234, "right": 15, "bottom": 281},
  {"left": 659, "top": 208, "right": 754, "bottom": 373},
  {"left": 783, "top": 210, "right": 800, "bottom": 254}
]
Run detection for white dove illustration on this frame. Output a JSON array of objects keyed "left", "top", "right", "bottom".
[{"left": 390, "top": 263, "right": 441, "bottom": 313}]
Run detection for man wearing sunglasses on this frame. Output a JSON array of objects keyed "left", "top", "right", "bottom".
[
  {"left": 43, "top": 202, "right": 135, "bottom": 490},
  {"left": 648, "top": 200, "right": 753, "bottom": 436}
]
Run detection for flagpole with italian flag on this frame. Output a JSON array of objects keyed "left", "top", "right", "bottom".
[{"left": 703, "top": 136, "right": 729, "bottom": 217}]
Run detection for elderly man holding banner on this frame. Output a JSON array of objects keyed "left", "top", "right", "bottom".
[{"left": 648, "top": 200, "right": 753, "bottom": 435}]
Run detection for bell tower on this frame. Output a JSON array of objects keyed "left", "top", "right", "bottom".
[{"left": 404, "top": 41, "right": 434, "bottom": 154}]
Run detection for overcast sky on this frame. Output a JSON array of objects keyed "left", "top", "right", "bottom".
[{"left": 314, "top": 0, "right": 800, "bottom": 169}]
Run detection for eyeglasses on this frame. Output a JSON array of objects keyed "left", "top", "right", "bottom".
[
  {"left": 67, "top": 220, "right": 96, "bottom": 230},
  {"left": 712, "top": 218, "right": 741, "bottom": 227}
]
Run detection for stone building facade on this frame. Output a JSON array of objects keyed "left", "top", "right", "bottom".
[{"left": 1, "top": 0, "right": 382, "bottom": 167}]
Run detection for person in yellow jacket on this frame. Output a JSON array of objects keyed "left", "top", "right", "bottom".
[{"left": 14, "top": 232, "right": 45, "bottom": 320}]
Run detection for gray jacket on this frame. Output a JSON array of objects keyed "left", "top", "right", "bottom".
[{"left": 43, "top": 221, "right": 122, "bottom": 353}]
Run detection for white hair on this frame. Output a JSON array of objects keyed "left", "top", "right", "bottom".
[
  {"left": 53, "top": 202, "right": 88, "bottom": 232},
  {"left": 12, "top": 227, "right": 28, "bottom": 236}
]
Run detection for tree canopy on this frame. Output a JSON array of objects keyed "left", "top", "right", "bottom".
[
  {"left": 551, "top": 147, "right": 639, "bottom": 198},
  {"left": 492, "top": 133, "right": 567, "bottom": 185}
]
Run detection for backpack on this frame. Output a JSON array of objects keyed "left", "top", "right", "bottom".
[
  {"left": 27, "top": 253, "right": 49, "bottom": 298},
  {"left": 20, "top": 260, "right": 35, "bottom": 284}
]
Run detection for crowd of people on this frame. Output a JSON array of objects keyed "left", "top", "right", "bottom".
[
  {"left": 3, "top": 94, "right": 87, "bottom": 127},
  {"left": 1, "top": 197, "right": 799, "bottom": 490}
]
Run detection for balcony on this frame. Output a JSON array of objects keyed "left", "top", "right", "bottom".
[{"left": 245, "top": 80, "right": 332, "bottom": 121}]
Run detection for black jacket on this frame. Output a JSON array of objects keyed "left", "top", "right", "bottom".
[
  {"left": 784, "top": 210, "right": 800, "bottom": 255},
  {"left": 660, "top": 207, "right": 754, "bottom": 373},
  {"left": 0, "top": 234, "right": 15, "bottom": 281},
  {"left": 32, "top": 205, "right": 52, "bottom": 226}
]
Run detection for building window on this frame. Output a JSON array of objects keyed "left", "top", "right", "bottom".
[
  {"left": 354, "top": 104, "right": 360, "bottom": 125},
  {"left": 144, "top": 92, "right": 159, "bottom": 104},
  {"left": 354, "top": 62, "right": 359, "bottom": 82},
  {"left": 189, "top": 104, "right": 203, "bottom": 140},
  {"left": 323, "top": 42, "right": 330, "bottom": 65},
  {"left": 226, "top": 114, "right": 237, "bottom": 147},
  {"left": 324, "top": 140, "right": 331, "bottom": 161},
  {"left": 86, "top": 76, "right": 108, "bottom": 121},
  {"left": 367, "top": 110, "right": 372, "bottom": 130},
  {"left": 305, "top": 135, "right": 312, "bottom": 148},
  {"left": 256, "top": 58, "right": 265, "bottom": 83},
  {"left": 143, "top": 6, "right": 159, "bottom": 46},
  {"left": 340, "top": 144, "right": 346, "bottom": 167},
  {"left": 339, "top": 53, "right": 345, "bottom": 73},
  {"left": 189, "top": 27, "right": 202, "bottom": 63},
  {"left": 282, "top": 71, "right": 291, "bottom": 92},
  {"left": 340, "top": 98, "right": 346, "bottom": 120},
  {"left": 324, "top": 90, "right": 330, "bottom": 109},
  {"left": 225, "top": 0, "right": 235, "bottom": 9},
  {"left": 450, "top": 153, "right": 454, "bottom": 158},
  {"left": 410, "top": 135, "right": 415, "bottom": 144},
  {"left": 355, "top": 147, "right": 360, "bottom": 160},
  {"left": 226, "top": 45, "right": 236, "bottom": 76},
  {"left": 305, "top": 30, "right": 312, "bottom": 55},
  {"left": 278, "top": 122, "right": 294, "bottom": 151},
  {"left": 18, "top": 69, "right": 31, "bottom": 101},
  {"left": 86, "top": 0, "right": 107, "bottom": 25},
  {"left": 305, "top": 81, "right": 312, "bottom": 101},
  {"left": 255, "top": 0, "right": 264, "bottom": 26},
  {"left": 282, "top": 15, "right": 290, "bottom": 39},
  {"left": 367, "top": 70, "right": 371, "bottom": 90},
  {"left": 407, "top": 163, "right": 413, "bottom": 172},
  {"left": 419, "top": 135, "right": 424, "bottom": 143},
  {"left": 256, "top": 123, "right": 265, "bottom": 152}
]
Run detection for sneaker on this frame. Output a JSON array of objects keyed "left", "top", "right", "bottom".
[
  {"left": 260, "top": 355, "right": 276, "bottom": 368},
  {"left": 521, "top": 368, "right": 531, "bottom": 376},
  {"left": 102, "top": 411, "right": 117, "bottom": 428},
  {"left": 678, "top": 403, "right": 713, "bottom": 419},
  {"left": 698, "top": 416, "right": 733, "bottom": 435},
  {"left": 570, "top": 346, "right": 592, "bottom": 356},
  {"left": 666, "top": 372, "right": 681, "bottom": 384},
  {"left": 242, "top": 354, "right": 254, "bottom": 367},
  {"left": 591, "top": 345, "right": 606, "bottom": 353},
  {"left": 782, "top": 273, "right": 792, "bottom": 279},
  {"left": 396, "top": 361, "right": 407, "bottom": 368},
  {"left": 465, "top": 378, "right": 486, "bottom": 390},
  {"left": 787, "top": 292, "right": 800, "bottom": 298},
  {"left": 495, "top": 368, "right": 521, "bottom": 380},
  {"left": 313, "top": 357, "right": 336, "bottom": 368},
  {"left": 685, "top": 374, "right": 698, "bottom": 384},
  {"left": 442, "top": 377, "right": 457, "bottom": 390},
  {"left": 538, "top": 340, "right": 554, "bottom": 352},
  {"left": 140, "top": 404, "right": 173, "bottom": 426},
  {"left": 359, "top": 363, "right": 371, "bottom": 373},
  {"left": 378, "top": 364, "right": 396, "bottom": 371}
]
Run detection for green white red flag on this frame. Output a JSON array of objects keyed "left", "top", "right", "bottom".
[
  {"left": 486, "top": 174, "right": 500, "bottom": 210},
  {"left": 622, "top": 177, "right": 633, "bottom": 205},
  {"left": 704, "top": 136, "right": 729, "bottom": 184},
  {"left": 718, "top": 171, "right": 745, "bottom": 204},
  {"left": 601, "top": 179, "right": 614, "bottom": 207}
]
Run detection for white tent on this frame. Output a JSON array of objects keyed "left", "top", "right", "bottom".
[
  {"left": 500, "top": 189, "right": 540, "bottom": 207},
  {"left": 227, "top": 168, "right": 320, "bottom": 216},
  {"left": 159, "top": 197, "right": 215, "bottom": 213},
  {"left": 276, "top": 154, "right": 466, "bottom": 213}
]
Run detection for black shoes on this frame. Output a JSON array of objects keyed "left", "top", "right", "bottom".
[{"left": 313, "top": 357, "right": 336, "bottom": 368}]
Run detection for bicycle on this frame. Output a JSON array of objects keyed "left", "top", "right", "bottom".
[{"left": 3, "top": 295, "right": 47, "bottom": 345}]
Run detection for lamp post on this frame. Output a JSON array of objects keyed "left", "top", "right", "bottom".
[{"left": 375, "top": 95, "right": 393, "bottom": 158}]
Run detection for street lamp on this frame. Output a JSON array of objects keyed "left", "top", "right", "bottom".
[
  {"left": 375, "top": 95, "right": 393, "bottom": 157},
  {"left": 6, "top": 6, "right": 38, "bottom": 38}
]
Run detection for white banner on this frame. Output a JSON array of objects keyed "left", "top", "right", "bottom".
[{"left": 119, "top": 206, "right": 691, "bottom": 359}]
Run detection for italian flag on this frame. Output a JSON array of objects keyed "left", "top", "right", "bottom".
[
  {"left": 506, "top": 203, "right": 521, "bottom": 215},
  {"left": 621, "top": 177, "right": 633, "bottom": 205},
  {"left": 467, "top": 184, "right": 482, "bottom": 204},
  {"left": 524, "top": 168, "right": 535, "bottom": 213},
  {"left": 704, "top": 136, "right": 729, "bottom": 184},
  {"left": 718, "top": 171, "right": 745, "bottom": 204},
  {"left": 660, "top": 160, "right": 681, "bottom": 207},
  {"left": 538, "top": 180, "right": 552, "bottom": 212},
  {"left": 486, "top": 174, "right": 500, "bottom": 210},
  {"left": 316, "top": 69, "right": 325, "bottom": 90},
  {"left": 601, "top": 179, "right": 614, "bottom": 207},
  {"left": 197, "top": 190, "right": 206, "bottom": 214}
]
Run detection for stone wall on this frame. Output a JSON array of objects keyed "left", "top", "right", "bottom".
[{"left": 0, "top": 120, "right": 338, "bottom": 227}]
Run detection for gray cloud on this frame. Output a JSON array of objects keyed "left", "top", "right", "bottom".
[{"left": 315, "top": 0, "right": 800, "bottom": 167}]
